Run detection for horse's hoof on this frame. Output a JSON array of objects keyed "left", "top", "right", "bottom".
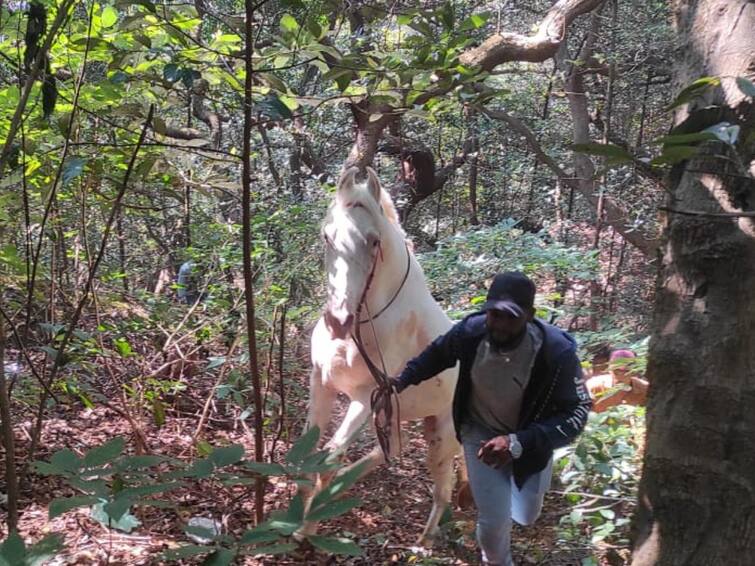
[{"left": 415, "top": 533, "right": 436, "bottom": 548}]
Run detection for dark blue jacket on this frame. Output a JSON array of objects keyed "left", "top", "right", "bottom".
[{"left": 396, "top": 312, "right": 592, "bottom": 487}]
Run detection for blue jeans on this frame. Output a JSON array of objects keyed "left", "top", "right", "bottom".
[{"left": 461, "top": 421, "right": 553, "bottom": 566}]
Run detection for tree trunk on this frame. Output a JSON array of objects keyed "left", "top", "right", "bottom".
[{"left": 632, "top": 1, "right": 755, "bottom": 564}]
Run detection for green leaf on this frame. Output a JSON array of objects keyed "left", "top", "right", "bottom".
[
  {"left": 310, "top": 462, "right": 366, "bottom": 510},
  {"left": 655, "top": 132, "right": 717, "bottom": 145},
  {"left": 736, "top": 76, "right": 755, "bottom": 98},
  {"left": 91, "top": 502, "right": 141, "bottom": 532},
  {"left": 83, "top": 437, "right": 125, "bottom": 467},
  {"left": 203, "top": 548, "right": 235, "bottom": 566},
  {"left": 210, "top": 444, "right": 245, "bottom": 467},
  {"left": 285, "top": 426, "right": 319, "bottom": 465},
  {"left": 62, "top": 158, "right": 87, "bottom": 186},
  {"left": 25, "top": 533, "right": 64, "bottom": 566},
  {"left": 117, "top": 455, "right": 168, "bottom": 470},
  {"left": 103, "top": 496, "right": 133, "bottom": 521},
  {"left": 49, "top": 496, "right": 100, "bottom": 519},
  {"left": 0, "top": 532, "right": 26, "bottom": 565},
  {"left": 248, "top": 542, "right": 297, "bottom": 556},
  {"left": 280, "top": 14, "right": 299, "bottom": 33},
  {"left": 188, "top": 458, "right": 215, "bottom": 478},
  {"left": 459, "top": 13, "right": 488, "bottom": 30},
  {"left": 243, "top": 461, "right": 287, "bottom": 476},
  {"left": 163, "top": 545, "right": 214, "bottom": 560},
  {"left": 101, "top": 6, "right": 118, "bottom": 28},
  {"left": 163, "top": 63, "right": 181, "bottom": 83},
  {"left": 238, "top": 529, "right": 280, "bottom": 546},
  {"left": 113, "top": 337, "right": 132, "bottom": 357},
  {"left": 666, "top": 76, "right": 720, "bottom": 110},
  {"left": 571, "top": 143, "right": 632, "bottom": 163},
  {"left": 50, "top": 449, "right": 80, "bottom": 473},
  {"left": 307, "top": 535, "right": 362, "bottom": 556},
  {"left": 306, "top": 497, "right": 360, "bottom": 522},
  {"left": 257, "top": 94, "right": 294, "bottom": 121},
  {"left": 651, "top": 145, "right": 699, "bottom": 166}
]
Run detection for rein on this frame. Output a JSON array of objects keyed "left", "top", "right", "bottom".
[{"left": 350, "top": 241, "right": 411, "bottom": 462}]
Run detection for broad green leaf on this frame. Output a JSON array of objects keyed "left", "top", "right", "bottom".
[
  {"left": 113, "top": 337, "right": 132, "bottom": 357},
  {"left": 248, "top": 542, "right": 297, "bottom": 556},
  {"left": 655, "top": 132, "right": 717, "bottom": 145},
  {"left": 25, "top": 533, "right": 64, "bottom": 566},
  {"left": 285, "top": 426, "right": 319, "bottom": 465},
  {"left": 280, "top": 14, "right": 299, "bottom": 33},
  {"left": 257, "top": 94, "right": 294, "bottom": 121},
  {"left": 307, "top": 535, "right": 362, "bottom": 556},
  {"left": 651, "top": 145, "right": 699, "bottom": 166},
  {"left": 0, "top": 532, "right": 26, "bottom": 564},
  {"left": 101, "top": 6, "right": 118, "bottom": 28},
  {"left": 243, "top": 461, "right": 287, "bottom": 476},
  {"left": 735, "top": 76, "right": 755, "bottom": 98},
  {"left": 666, "top": 76, "right": 720, "bottom": 110},
  {"left": 117, "top": 481, "right": 184, "bottom": 499},
  {"left": 310, "top": 461, "right": 366, "bottom": 509},
  {"left": 238, "top": 529, "right": 280, "bottom": 546},
  {"left": 163, "top": 545, "right": 214, "bottom": 560},
  {"left": 117, "top": 455, "right": 168, "bottom": 470},
  {"left": 50, "top": 449, "right": 80, "bottom": 473},
  {"left": 571, "top": 143, "right": 632, "bottom": 163},
  {"left": 103, "top": 496, "right": 132, "bottom": 521},
  {"left": 91, "top": 502, "right": 141, "bottom": 532},
  {"left": 163, "top": 63, "right": 181, "bottom": 83},
  {"left": 210, "top": 444, "right": 245, "bottom": 467},
  {"left": 188, "top": 458, "right": 215, "bottom": 478},
  {"left": 203, "top": 548, "right": 235, "bottom": 566},
  {"left": 284, "top": 493, "right": 305, "bottom": 523},
  {"left": 83, "top": 437, "right": 125, "bottom": 467},
  {"left": 49, "top": 496, "right": 100, "bottom": 519},
  {"left": 305, "top": 497, "right": 360, "bottom": 522}
]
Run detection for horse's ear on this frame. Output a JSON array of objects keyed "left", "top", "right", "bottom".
[
  {"left": 337, "top": 167, "right": 359, "bottom": 195},
  {"left": 365, "top": 167, "right": 382, "bottom": 203}
]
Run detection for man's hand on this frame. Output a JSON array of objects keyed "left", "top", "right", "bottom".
[
  {"left": 477, "top": 435, "right": 512, "bottom": 469},
  {"left": 390, "top": 376, "right": 406, "bottom": 394}
]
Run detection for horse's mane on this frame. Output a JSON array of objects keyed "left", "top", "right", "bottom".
[{"left": 379, "top": 188, "right": 405, "bottom": 237}]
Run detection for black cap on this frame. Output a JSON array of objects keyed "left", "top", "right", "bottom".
[{"left": 483, "top": 272, "right": 535, "bottom": 318}]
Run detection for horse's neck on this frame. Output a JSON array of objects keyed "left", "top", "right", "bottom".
[{"left": 365, "top": 226, "right": 450, "bottom": 331}]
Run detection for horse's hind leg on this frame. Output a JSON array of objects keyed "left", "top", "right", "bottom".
[{"left": 418, "top": 413, "right": 459, "bottom": 547}]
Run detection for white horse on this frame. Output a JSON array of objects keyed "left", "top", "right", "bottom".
[{"left": 303, "top": 166, "right": 462, "bottom": 545}]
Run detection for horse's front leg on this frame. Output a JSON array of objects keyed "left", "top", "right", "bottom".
[{"left": 298, "top": 395, "right": 372, "bottom": 537}]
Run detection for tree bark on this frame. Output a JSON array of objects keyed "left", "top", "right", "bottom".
[{"left": 632, "top": 1, "right": 755, "bottom": 564}]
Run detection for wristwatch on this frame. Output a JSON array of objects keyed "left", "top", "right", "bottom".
[{"left": 507, "top": 434, "right": 523, "bottom": 459}]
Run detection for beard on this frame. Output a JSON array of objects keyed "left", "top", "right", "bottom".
[{"left": 488, "top": 326, "right": 528, "bottom": 351}]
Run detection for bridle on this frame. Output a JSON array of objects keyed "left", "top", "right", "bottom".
[{"left": 349, "top": 239, "right": 411, "bottom": 462}]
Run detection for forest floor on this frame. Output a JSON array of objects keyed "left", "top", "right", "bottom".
[{"left": 3, "top": 355, "right": 630, "bottom": 566}]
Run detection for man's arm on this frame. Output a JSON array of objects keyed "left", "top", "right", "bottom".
[
  {"left": 515, "top": 350, "right": 593, "bottom": 454},
  {"left": 394, "top": 324, "right": 461, "bottom": 392}
]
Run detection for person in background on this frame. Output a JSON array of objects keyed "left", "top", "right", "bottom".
[
  {"left": 586, "top": 349, "right": 648, "bottom": 412},
  {"left": 392, "top": 272, "right": 592, "bottom": 566}
]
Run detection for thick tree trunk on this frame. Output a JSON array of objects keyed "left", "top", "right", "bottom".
[{"left": 632, "top": 1, "right": 755, "bottom": 564}]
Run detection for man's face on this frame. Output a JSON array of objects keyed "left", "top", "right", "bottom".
[{"left": 485, "top": 308, "right": 532, "bottom": 347}]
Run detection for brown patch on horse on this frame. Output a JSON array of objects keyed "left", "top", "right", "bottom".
[{"left": 399, "top": 310, "right": 431, "bottom": 350}]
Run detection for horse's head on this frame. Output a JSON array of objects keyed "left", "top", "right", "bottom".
[{"left": 322, "top": 166, "right": 390, "bottom": 339}]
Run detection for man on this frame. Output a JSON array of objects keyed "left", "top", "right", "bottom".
[
  {"left": 393, "top": 272, "right": 592, "bottom": 566},
  {"left": 587, "top": 349, "right": 648, "bottom": 412}
]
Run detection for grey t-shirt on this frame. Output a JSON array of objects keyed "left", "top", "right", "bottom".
[{"left": 466, "top": 322, "right": 544, "bottom": 434}]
